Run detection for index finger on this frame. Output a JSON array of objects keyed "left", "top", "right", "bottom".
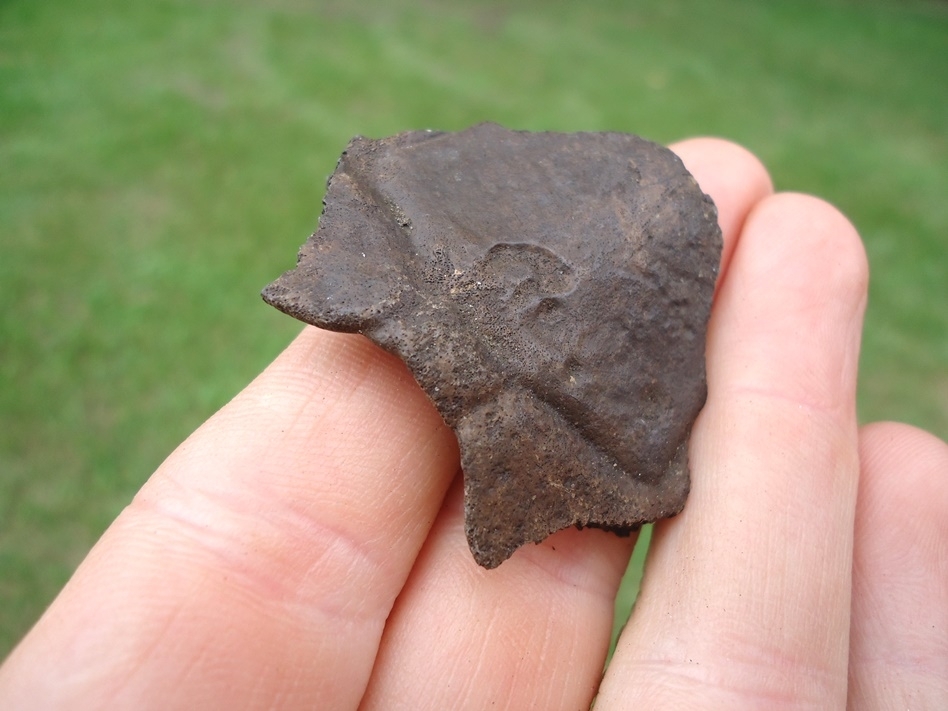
[{"left": 0, "top": 329, "right": 461, "bottom": 708}]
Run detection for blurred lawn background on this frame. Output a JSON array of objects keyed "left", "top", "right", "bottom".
[{"left": 1, "top": 0, "right": 946, "bottom": 659}]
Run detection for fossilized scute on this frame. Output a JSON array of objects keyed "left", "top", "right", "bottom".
[{"left": 263, "top": 123, "right": 722, "bottom": 568}]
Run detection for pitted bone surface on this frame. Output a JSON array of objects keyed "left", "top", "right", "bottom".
[{"left": 263, "top": 123, "right": 721, "bottom": 568}]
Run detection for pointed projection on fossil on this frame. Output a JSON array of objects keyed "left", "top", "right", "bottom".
[{"left": 262, "top": 123, "right": 722, "bottom": 569}]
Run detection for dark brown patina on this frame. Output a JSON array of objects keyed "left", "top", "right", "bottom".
[{"left": 263, "top": 123, "right": 721, "bottom": 568}]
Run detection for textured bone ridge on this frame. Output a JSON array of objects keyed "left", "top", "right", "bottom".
[{"left": 263, "top": 123, "right": 722, "bottom": 568}]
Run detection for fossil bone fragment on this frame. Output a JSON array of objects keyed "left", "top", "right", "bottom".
[{"left": 263, "top": 123, "right": 721, "bottom": 568}]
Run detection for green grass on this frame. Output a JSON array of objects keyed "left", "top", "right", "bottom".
[{"left": 2, "top": 0, "right": 946, "bottom": 659}]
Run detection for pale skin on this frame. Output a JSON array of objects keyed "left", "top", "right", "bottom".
[{"left": 1, "top": 139, "right": 945, "bottom": 710}]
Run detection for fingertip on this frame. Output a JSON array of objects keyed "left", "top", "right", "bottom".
[
  {"left": 705, "top": 190, "right": 869, "bottom": 419},
  {"left": 858, "top": 421, "right": 948, "bottom": 533},
  {"left": 860, "top": 419, "right": 948, "bottom": 462},
  {"left": 672, "top": 137, "right": 774, "bottom": 200},
  {"left": 850, "top": 422, "right": 948, "bottom": 706},
  {"left": 747, "top": 192, "right": 869, "bottom": 297},
  {"left": 670, "top": 138, "right": 773, "bottom": 278}
]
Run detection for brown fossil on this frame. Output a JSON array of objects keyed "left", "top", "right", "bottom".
[{"left": 262, "top": 123, "right": 721, "bottom": 568}]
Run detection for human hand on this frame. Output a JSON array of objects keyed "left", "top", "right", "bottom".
[{"left": 0, "top": 139, "right": 944, "bottom": 710}]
